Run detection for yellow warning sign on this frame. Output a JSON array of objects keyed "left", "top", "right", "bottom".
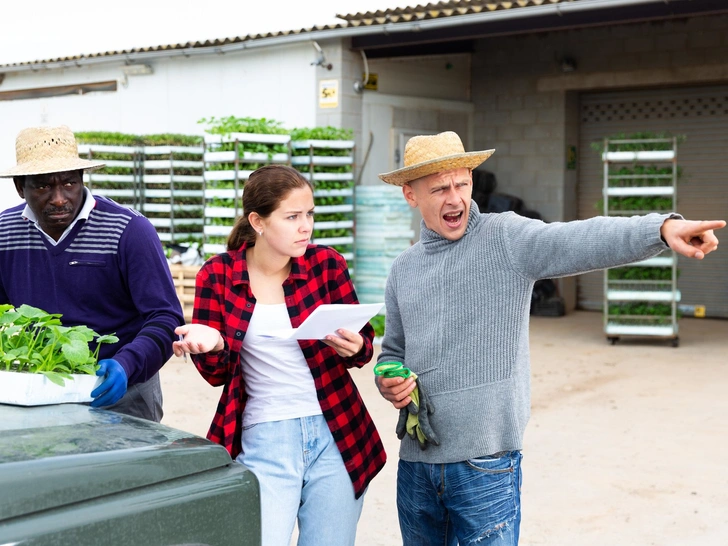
[
  {"left": 319, "top": 79, "right": 339, "bottom": 109},
  {"left": 363, "top": 73, "right": 378, "bottom": 91}
]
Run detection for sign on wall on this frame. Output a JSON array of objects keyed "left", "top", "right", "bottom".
[
  {"left": 363, "top": 73, "right": 378, "bottom": 91},
  {"left": 319, "top": 79, "right": 339, "bottom": 109}
]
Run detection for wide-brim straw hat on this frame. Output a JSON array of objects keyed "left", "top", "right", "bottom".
[
  {"left": 0, "top": 125, "right": 105, "bottom": 178},
  {"left": 379, "top": 131, "right": 494, "bottom": 186}
]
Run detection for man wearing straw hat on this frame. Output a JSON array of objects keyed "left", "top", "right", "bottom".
[
  {"left": 0, "top": 125, "right": 184, "bottom": 421},
  {"left": 374, "top": 131, "right": 725, "bottom": 545}
]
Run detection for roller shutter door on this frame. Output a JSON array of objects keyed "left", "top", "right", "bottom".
[{"left": 578, "top": 85, "right": 728, "bottom": 318}]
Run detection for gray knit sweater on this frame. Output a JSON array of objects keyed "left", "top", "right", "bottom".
[{"left": 379, "top": 202, "right": 672, "bottom": 463}]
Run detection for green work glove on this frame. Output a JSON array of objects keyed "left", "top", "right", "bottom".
[
  {"left": 404, "top": 375, "right": 439, "bottom": 450},
  {"left": 374, "top": 361, "right": 439, "bottom": 450}
]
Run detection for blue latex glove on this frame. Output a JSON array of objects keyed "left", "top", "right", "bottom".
[{"left": 90, "top": 359, "right": 128, "bottom": 408}]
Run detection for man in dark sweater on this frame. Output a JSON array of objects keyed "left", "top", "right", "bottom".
[{"left": 0, "top": 125, "right": 184, "bottom": 421}]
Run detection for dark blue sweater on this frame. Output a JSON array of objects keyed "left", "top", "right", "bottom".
[{"left": 0, "top": 196, "right": 184, "bottom": 384}]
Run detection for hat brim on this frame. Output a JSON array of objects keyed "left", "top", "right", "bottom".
[
  {"left": 0, "top": 157, "right": 106, "bottom": 178},
  {"left": 378, "top": 149, "right": 495, "bottom": 186}
]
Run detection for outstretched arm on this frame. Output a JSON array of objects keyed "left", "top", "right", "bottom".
[
  {"left": 660, "top": 219, "right": 725, "bottom": 259},
  {"left": 173, "top": 323, "right": 224, "bottom": 356}
]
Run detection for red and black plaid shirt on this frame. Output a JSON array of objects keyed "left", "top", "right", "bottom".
[{"left": 191, "top": 242, "right": 386, "bottom": 498}]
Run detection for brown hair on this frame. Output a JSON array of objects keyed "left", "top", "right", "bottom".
[{"left": 227, "top": 165, "right": 313, "bottom": 251}]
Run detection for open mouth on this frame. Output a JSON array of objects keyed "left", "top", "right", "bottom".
[{"left": 443, "top": 211, "right": 463, "bottom": 228}]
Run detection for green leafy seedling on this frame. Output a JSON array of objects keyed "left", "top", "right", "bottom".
[{"left": 0, "top": 305, "right": 119, "bottom": 387}]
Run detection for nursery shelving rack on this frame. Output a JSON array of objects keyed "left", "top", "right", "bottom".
[
  {"left": 291, "top": 139, "right": 356, "bottom": 271},
  {"left": 602, "top": 137, "right": 680, "bottom": 347},
  {"left": 79, "top": 144, "right": 143, "bottom": 210},
  {"left": 142, "top": 145, "right": 205, "bottom": 243},
  {"left": 202, "top": 133, "right": 291, "bottom": 256}
]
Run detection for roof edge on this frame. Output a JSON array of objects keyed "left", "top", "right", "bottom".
[{"left": 0, "top": 0, "right": 671, "bottom": 74}]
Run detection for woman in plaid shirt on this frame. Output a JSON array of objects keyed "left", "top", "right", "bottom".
[{"left": 174, "top": 165, "right": 386, "bottom": 546}]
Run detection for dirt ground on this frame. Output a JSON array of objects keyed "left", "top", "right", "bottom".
[{"left": 160, "top": 310, "right": 728, "bottom": 546}]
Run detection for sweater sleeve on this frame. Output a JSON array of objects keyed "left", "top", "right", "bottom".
[
  {"left": 113, "top": 215, "right": 184, "bottom": 384},
  {"left": 502, "top": 212, "right": 673, "bottom": 281}
]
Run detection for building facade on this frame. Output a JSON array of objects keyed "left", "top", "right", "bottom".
[{"left": 1, "top": 0, "right": 726, "bottom": 316}]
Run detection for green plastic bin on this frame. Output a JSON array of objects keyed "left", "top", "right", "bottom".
[{"left": 0, "top": 404, "right": 260, "bottom": 546}]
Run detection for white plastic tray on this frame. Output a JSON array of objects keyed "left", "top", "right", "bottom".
[{"left": 0, "top": 371, "right": 102, "bottom": 406}]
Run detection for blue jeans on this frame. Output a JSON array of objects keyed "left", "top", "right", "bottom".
[
  {"left": 397, "top": 451, "right": 523, "bottom": 546},
  {"left": 237, "top": 414, "right": 365, "bottom": 546}
]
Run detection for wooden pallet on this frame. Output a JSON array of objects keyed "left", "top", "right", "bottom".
[{"left": 169, "top": 264, "right": 200, "bottom": 323}]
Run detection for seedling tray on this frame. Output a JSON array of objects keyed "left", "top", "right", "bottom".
[{"left": 0, "top": 371, "right": 101, "bottom": 406}]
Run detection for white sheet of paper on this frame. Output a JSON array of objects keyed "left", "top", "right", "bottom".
[{"left": 259, "top": 303, "right": 384, "bottom": 340}]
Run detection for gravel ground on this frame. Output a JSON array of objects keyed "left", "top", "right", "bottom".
[{"left": 160, "top": 310, "right": 728, "bottom": 546}]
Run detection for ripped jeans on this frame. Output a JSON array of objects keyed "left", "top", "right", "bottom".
[{"left": 397, "top": 451, "right": 522, "bottom": 546}]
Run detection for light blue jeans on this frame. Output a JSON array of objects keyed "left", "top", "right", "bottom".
[
  {"left": 237, "top": 414, "right": 365, "bottom": 546},
  {"left": 397, "top": 451, "right": 523, "bottom": 546}
]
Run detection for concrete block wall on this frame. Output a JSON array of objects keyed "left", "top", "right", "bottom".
[
  {"left": 471, "top": 14, "right": 728, "bottom": 224},
  {"left": 367, "top": 53, "right": 471, "bottom": 101}
]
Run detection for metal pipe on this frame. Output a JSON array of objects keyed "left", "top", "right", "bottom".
[{"left": 0, "top": 0, "right": 683, "bottom": 73}]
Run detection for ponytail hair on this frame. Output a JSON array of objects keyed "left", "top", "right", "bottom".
[{"left": 227, "top": 165, "right": 313, "bottom": 251}]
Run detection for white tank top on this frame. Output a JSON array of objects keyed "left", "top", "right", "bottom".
[{"left": 240, "top": 303, "right": 322, "bottom": 426}]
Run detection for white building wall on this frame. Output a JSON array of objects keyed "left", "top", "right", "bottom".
[
  {"left": 0, "top": 42, "right": 318, "bottom": 206},
  {"left": 314, "top": 39, "right": 365, "bottom": 162}
]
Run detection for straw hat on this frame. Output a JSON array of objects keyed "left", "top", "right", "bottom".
[
  {"left": 379, "top": 131, "right": 494, "bottom": 186},
  {"left": 0, "top": 125, "right": 105, "bottom": 178}
]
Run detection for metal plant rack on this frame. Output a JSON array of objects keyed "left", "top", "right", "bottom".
[
  {"left": 291, "top": 139, "right": 356, "bottom": 272},
  {"left": 142, "top": 145, "right": 205, "bottom": 243},
  {"left": 79, "top": 144, "right": 143, "bottom": 210},
  {"left": 202, "top": 133, "right": 291, "bottom": 255},
  {"left": 602, "top": 137, "right": 680, "bottom": 347}
]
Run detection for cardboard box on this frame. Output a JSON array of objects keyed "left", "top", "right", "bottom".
[{"left": 0, "top": 371, "right": 102, "bottom": 406}]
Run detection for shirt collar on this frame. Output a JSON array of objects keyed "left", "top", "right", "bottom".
[{"left": 22, "top": 187, "right": 96, "bottom": 244}]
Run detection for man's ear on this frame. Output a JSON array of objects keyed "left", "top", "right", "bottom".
[
  {"left": 402, "top": 184, "right": 418, "bottom": 209},
  {"left": 13, "top": 178, "right": 24, "bottom": 199}
]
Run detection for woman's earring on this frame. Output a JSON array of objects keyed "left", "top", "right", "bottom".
[{"left": 258, "top": 230, "right": 263, "bottom": 236}]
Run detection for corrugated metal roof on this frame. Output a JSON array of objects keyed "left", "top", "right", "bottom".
[
  {"left": 0, "top": 24, "right": 348, "bottom": 69},
  {"left": 0, "top": 0, "right": 576, "bottom": 69},
  {"left": 338, "top": 0, "right": 578, "bottom": 25}
]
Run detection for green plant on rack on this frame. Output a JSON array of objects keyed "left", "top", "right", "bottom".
[
  {"left": 199, "top": 117, "right": 294, "bottom": 257},
  {"left": 290, "top": 126, "right": 355, "bottom": 259},
  {"left": 597, "top": 131, "right": 685, "bottom": 344}
]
